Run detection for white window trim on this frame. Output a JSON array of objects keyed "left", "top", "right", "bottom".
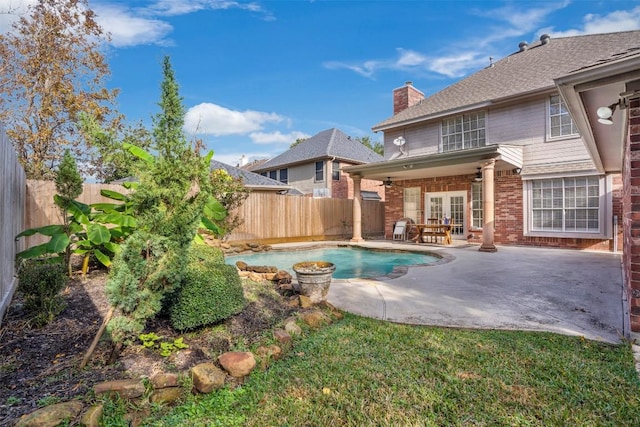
[
  {"left": 470, "top": 182, "right": 483, "bottom": 231},
  {"left": 522, "top": 173, "right": 612, "bottom": 239},
  {"left": 440, "top": 111, "right": 487, "bottom": 152},
  {"left": 547, "top": 94, "right": 579, "bottom": 141}
]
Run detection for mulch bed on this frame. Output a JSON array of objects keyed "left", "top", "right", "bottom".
[{"left": 0, "top": 269, "right": 296, "bottom": 426}]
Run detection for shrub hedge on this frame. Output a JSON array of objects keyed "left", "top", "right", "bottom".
[
  {"left": 169, "top": 245, "right": 245, "bottom": 331},
  {"left": 17, "top": 260, "right": 68, "bottom": 327},
  {"left": 188, "top": 243, "right": 225, "bottom": 266}
]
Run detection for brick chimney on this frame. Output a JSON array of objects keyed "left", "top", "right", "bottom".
[{"left": 393, "top": 81, "right": 424, "bottom": 115}]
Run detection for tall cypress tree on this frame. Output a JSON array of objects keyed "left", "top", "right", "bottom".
[
  {"left": 55, "top": 149, "right": 83, "bottom": 275},
  {"left": 105, "top": 56, "right": 212, "bottom": 347}
]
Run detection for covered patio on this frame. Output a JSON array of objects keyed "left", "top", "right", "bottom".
[{"left": 344, "top": 144, "right": 523, "bottom": 252}]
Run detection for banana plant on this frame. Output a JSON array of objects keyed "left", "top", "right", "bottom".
[{"left": 16, "top": 188, "right": 137, "bottom": 274}]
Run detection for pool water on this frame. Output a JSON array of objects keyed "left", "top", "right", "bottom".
[{"left": 226, "top": 247, "right": 438, "bottom": 279}]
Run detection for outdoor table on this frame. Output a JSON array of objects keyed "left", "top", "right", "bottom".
[{"left": 414, "top": 223, "right": 460, "bottom": 245}]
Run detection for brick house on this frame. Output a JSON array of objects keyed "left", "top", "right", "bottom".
[
  {"left": 555, "top": 47, "right": 640, "bottom": 332},
  {"left": 253, "top": 128, "right": 384, "bottom": 200},
  {"left": 345, "top": 31, "right": 640, "bottom": 253}
]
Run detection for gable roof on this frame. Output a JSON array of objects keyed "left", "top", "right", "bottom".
[
  {"left": 209, "top": 159, "right": 289, "bottom": 190},
  {"left": 254, "top": 128, "right": 383, "bottom": 171},
  {"left": 373, "top": 30, "right": 640, "bottom": 131}
]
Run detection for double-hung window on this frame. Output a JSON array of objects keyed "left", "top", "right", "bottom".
[
  {"left": 315, "top": 161, "right": 324, "bottom": 182},
  {"left": 549, "top": 95, "right": 578, "bottom": 138},
  {"left": 530, "top": 176, "right": 600, "bottom": 233},
  {"left": 279, "top": 168, "right": 288, "bottom": 184},
  {"left": 441, "top": 112, "right": 485, "bottom": 152},
  {"left": 332, "top": 160, "right": 340, "bottom": 181},
  {"left": 269, "top": 170, "right": 277, "bottom": 180},
  {"left": 471, "top": 182, "right": 483, "bottom": 229}
]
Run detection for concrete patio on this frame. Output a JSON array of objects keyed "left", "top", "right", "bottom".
[{"left": 318, "top": 241, "right": 626, "bottom": 344}]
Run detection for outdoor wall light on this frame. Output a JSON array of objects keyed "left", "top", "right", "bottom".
[
  {"left": 596, "top": 103, "right": 617, "bottom": 125},
  {"left": 475, "top": 167, "right": 482, "bottom": 182},
  {"left": 512, "top": 167, "right": 522, "bottom": 175}
]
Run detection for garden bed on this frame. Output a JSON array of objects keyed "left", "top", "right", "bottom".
[{"left": 0, "top": 269, "right": 297, "bottom": 425}]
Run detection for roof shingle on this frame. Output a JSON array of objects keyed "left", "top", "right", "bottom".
[
  {"left": 373, "top": 30, "right": 640, "bottom": 130},
  {"left": 254, "top": 128, "right": 383, "bottom": 171}
]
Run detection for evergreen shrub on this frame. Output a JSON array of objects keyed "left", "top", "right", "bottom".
[
  {"left": 188, "top": 243, "right": 225, "bottom": 266},
  {"left": 169, "top": 262, "right": 245, "bottom": 331},
  {"left": 17, "top": 260, "right": 68, "bottom": 327}
]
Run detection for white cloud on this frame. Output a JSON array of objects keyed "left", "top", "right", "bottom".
[
  {"left": 184, "top": 102, "right": 285, "bottom": 136},
  {"left": 0, "top": 0, "right": 38, "bottom": 33},
  {"left": 146, "top": 0, "right": 268, "bottom": 17},
  {"left": 429, "top": 52, "right": 489, "bottom": 78},
  {"left": 542, "top": 6, "right": 640, "bottom": 38},
  {"left": 323, "top": 1, "right": 572, "bottom": 80},
  {"left": 249, "top": 130, "right": 310, "bottom": 145},
  {"left": 93, "top": 3, "right": 173, "bottom": 47}
]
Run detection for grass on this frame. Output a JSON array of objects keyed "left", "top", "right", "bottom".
[{"left": 133, "top": 313, "right": 640, "bottom": 426}]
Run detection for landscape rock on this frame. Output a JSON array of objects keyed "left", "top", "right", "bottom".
[
  {"left": 94, "top": 379, "right": 145, "bottom": 399},
  {"left": 150, "top": 373, "right": 180, "bottom": 389},
  {"left": 235, "top": 261, "right": 248, "bottom": 271},
  {"left": 275, "top": 270, "right": 292, "bottom": 282},
  {"left": 247, "top": 272, "right": 264, "bottom": 282},
  {"left": 150, "top": 387, "right": 183, "bottom": 404},
  {"left": 218, "top": 351, "right": 256, "bottom": 377},
  {"left": 273, "top": 329, "right": 292, "bottom": 347},
  {"left": 255, "top": 344, "right": 283, "bottom": 369},
  {"left": 191, "top": 363, "right": 226, "bottom": 393},
  {"left": 284, "top": 319, "right": 302, "bottom": 336},
  {"left": 16, "top": 400, "right": 84, "bottom": 427},
  {"left": 79, "top": 404, "right": 103, "bottom": 427},
  {"left": 299, "top": 295, "right": 314, "bottom": 308},
  {"left": 301, "top": 310, "right": 332, "bottom": 329}
]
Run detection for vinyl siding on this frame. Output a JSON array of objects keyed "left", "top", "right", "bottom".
[
  {"left": 288, "top": 161, "right": 328, "bottom": 194},
  {"left": 383, "top": 95, "right": 594, "bottom": 168}
]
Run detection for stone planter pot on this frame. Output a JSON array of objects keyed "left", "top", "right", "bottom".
[{"left": 292, "top": 261, "right": 336, "bottom": 303}]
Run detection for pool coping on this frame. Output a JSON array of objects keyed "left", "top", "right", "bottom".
[{"left": 227, "top": 240, "right": 456, "bottom": 281}]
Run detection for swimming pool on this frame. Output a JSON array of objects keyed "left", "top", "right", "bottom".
[{"left": 225, "top": 246, "right": 439, "bottom": 279}]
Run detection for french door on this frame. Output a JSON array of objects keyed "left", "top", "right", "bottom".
[{"left": 424, "top": 191, "right": 466, "bottom": 239}]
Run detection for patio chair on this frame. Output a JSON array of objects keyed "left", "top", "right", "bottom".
[{"left": 393, "top": 220, "right": 407, "bottom": 240}]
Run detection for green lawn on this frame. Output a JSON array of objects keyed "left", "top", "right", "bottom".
[{"left": 139, "top": 314, "right": 640, "bottom": 426}]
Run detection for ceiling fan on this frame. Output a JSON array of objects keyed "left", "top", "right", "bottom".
[{"left": 379, "top": 177, "right": 396, "bottom": 188}]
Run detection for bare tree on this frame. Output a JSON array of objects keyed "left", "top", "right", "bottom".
[{"left": 0, "top": 0, "right": 119, "bottom": 179}]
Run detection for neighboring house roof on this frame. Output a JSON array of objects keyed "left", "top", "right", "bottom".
[
  {"left": 239, "top": 158, "right": 269, "bottom": 172},
  {"left": 254, "top": 128, "right": 383, "bottom": 171},
  {"left": 210, "top": 159, "right": 290, "bottom": 191},
  {"left": 373, "top": 30, "right": 640, "bottom": 131}
]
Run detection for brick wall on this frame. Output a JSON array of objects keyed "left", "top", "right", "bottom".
[
  {"left": 625, "top": 97, "right": 640, "bottom": 331},
  {"left": 332, "top": 165, "right": 385, "bottom": 201},
  {"left": 384, "top": 169, "right": 621, "bottom": 250}
]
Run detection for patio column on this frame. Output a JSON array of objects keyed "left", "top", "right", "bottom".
[
  {"left": 479, "top": 159, "right": 497, "bottom": 252},
  {"left": 351, "top": 174, "right": 364, "bottom": 242}
]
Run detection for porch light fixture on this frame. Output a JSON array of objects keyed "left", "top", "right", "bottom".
[
  {"left": 596, "top": 103, "right": 617, "bottom": 125},
  {"left": 475, "top": 167, "right": 482, "bottom": 182}
]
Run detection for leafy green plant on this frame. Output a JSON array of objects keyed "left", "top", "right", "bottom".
[
  {"left": 5, "top": 396, "right": 22, "bottom": 406},
  {"left": 138, "top": 333, "right": 189, "bottom": 356},
  {"left": 36, "top": 395, "right": 61, "bottom": 408},
  {"left": 16, "top": 184, "right": 137, "bottom": 275},
  {"left": 17, "top": 260, "right": 68, "bottom": 327}
]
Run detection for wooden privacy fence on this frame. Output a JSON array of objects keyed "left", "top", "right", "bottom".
[
  {"left": 22, "top": 180, "right": 130, "bottom": 249},
  {"left": 0, "top": 125, "right": 26, "bottom": 322},
  {"left": 22, "top": 185, "right": 385, "bottom": 247},
  {"left": 227, "top": 192, "right": 385, "bottom": 243}
]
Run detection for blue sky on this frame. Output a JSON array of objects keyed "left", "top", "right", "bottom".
[{"left": 2, "top": 0, "right": 640, "bottom": 167}]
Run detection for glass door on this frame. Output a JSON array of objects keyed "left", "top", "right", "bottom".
[{"left": 425, "top": 191, "right": 466, "bottom": 239}]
